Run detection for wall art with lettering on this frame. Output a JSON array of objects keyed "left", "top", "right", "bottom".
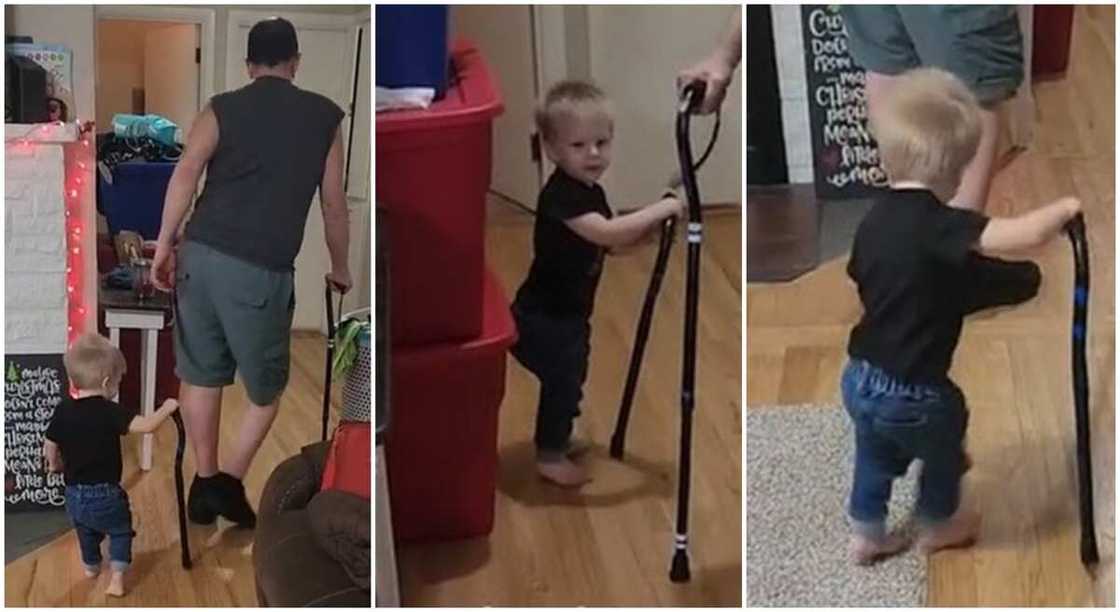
[
  {"left": 5, "top": 354, "right": 68, "bottom": 512},
  {"left": 801, "top": 5, "right": 888, "bottom": 199}
]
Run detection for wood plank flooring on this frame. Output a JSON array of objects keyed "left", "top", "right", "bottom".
[
  {"left": 5, "top": 333, "right": 342, "bottom": 606},
  {"left": 746, "top": 5, "right": 1114, "bottom": 606},
  {"left": 393, "top": 201, "right": 743, "bottom": 606}
]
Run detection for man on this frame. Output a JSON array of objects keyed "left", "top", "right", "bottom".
[
  {"left": 151, "top": 17, "right": 350, "bottom": 527},
  {"left": 841, "top": 5, "right": 1024, "bottom": 211}
]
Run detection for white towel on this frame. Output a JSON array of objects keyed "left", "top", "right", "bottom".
[{"left": 376, "top": 87, "right": 436, "bottom": 112}]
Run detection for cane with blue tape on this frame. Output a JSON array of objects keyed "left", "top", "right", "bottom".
[{"left": 1065, "top": 212, "right": 1098, "bottom": 566}]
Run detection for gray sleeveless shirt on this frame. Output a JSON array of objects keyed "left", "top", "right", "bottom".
[{"left": 185, "top": 76, "right": 344, "bottom": 270}]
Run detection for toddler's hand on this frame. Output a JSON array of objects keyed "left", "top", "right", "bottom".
[
  {"left": 665, "top": 196, "right": 686, "bottom": 219},
  {"left": 161, "top": 398, "right": 180, "bottom": 414}
]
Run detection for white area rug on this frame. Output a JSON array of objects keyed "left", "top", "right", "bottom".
[{"left": 746, "top": 403, "right": 926, "bottom": 606}]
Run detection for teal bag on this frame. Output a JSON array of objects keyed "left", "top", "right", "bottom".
[{"left": 111, "top": 114, "right": 181, "bottom": 146}]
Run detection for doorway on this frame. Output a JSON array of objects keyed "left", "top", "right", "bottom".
[{"left": 95, "top": 19, "right": 201, "bottom": 138}]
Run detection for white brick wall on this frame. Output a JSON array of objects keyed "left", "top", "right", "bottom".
[
  {"left": 5, "top": 142, "right": 68, "bottom": 354},
  {"left": 772, "top": 5, "right": 814, "bottom": 184}
]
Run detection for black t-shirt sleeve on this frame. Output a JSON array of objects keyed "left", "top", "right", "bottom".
[
  {"left": 328, "top": 100, "right": 345, "bottom": 131},
  {"left": 112, "top": 401, "right": 140, "bottom": 436},
  {"left": 926, "top": 207, "right": 990, "bottom": 265}
]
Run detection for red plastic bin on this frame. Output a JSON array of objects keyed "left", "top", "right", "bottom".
[
  {"left": 1032, "top": 6, "right": 1075, "bottom": 78},
  {"left": 385, "top": 266, "right": 516, "bottom": 543},
  {"left": 376, "top": 39, "right": 504, "bottom": 347}
]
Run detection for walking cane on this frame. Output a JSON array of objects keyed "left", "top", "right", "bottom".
[
  {"left": 171, "top": 411, "right": 191, "bottom": 569},
  {"left": 668, "top": 81, "right": 709, "bottom": 583},
  {"left": 610, "top": 216, "right": 676, "bottom": 460},
  {"left": 1066, "top": 212, "right": 1098, "bottom": 566},
  {"left": 610, "top": 84, "right": 721, "bottom": 462},
  {"left": 323, "top": 280, "right": 344, "bottom": 441}
]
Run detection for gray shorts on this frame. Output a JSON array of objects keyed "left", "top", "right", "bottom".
[
  {"left": 173, "top": 240, "right": 295, "bottom": 406},
  {"left": 841, "top": 5, "right": 1024, "bottom": 105}
]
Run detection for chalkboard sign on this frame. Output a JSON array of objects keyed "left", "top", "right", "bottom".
[
  {"left": 5, "top": 354, "right": 67, "bottom": 512},
  {"left": 801, "top": 5, "right": 888, "bottom": 199}
]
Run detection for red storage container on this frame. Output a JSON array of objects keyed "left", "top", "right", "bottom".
[
  {"left": 377, "top": 39, "right": 504, "bottom": 347},
  {"left": 385, "top": 267, "right": 516, "bottom": 543},
  {"left": 1032, "top": 6, "right": 1075, "bottom": 78}
]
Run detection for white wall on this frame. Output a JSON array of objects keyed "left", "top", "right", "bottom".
[
  {"left": 539, "top": 5, "right": 743, "bottom": 207},
  {"left": 6, "top": 5, "right": 98, "bottom": 337},
  {"left": 95, "top": 20, "right": 147, "bottom": 130},
  {"left": 5, "top": 140, "right": 69, "bottom": 353},
  {"left": 6, "top": 5, "right": 96, "bottom": 122},
  {"left": 771, "top": 6, "right": 814, "bottom": 184},
  {"left": 181, "top": 4, "right": 367, "bottom": 94}
]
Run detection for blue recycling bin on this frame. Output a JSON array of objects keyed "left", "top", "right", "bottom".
[
  {"left": 375, "top": 5, "right": 450, "bottom": 99},
  {"left": 97, "top": 161, "right": 176, "bottom": 240}
]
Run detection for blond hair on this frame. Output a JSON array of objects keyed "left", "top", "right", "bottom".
[
  {"left": 535, "top": 80, "right": 611, "bottom": 143},
  {"left": 64, "top": 333, "right": 126, "bottom": 392},
  {"left": 870, "top": 68, "right": 982, "bottom": 194}
]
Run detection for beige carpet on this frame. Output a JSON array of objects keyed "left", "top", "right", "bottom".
[{"left": 746, "top": 403, "right": 926, "bottom": 607}]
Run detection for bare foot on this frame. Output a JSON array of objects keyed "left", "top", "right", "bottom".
[
  {"left": 537, "top": 458, "right": 591, "bottom": 487},
  {"left": 82, "top": 564, "right": 100, "bottom": 578},
  {"left": 105, "top": 571, "right": 125, "bottom": 597},
  {"left": 918, "top": 509, "right": 980, "bottom": 554},
  {"left": 850, "top": 533, "right": 909, "bottom": 565}
]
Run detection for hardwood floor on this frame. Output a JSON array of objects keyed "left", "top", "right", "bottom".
[
  {"left": 393, "top": 200, "right": 743, "bottom": 606},
  {"left": 5, "top": 333, "right": 342, "bottom": 606},
  {"left": 746, "top": 5, "right": 1115, "bottom": 607}
]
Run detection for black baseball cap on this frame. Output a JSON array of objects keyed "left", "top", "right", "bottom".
[{"left": 247, "top": 17, "right": 299, "bottom": 66}]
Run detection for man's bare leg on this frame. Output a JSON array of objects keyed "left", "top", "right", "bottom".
[
  {"left": 863, "top": 70, "right": 899, "bottom": 120},
  {"left": 180, "top": 382, "right": 223, "bottom": 477},
  {"left": 948, "top": 106, "right": 1000, "bottom": 211},
  {"left": 866, "top": 70, "right": 1001, "bottom": 212},
  {"left": 224, "top": 397, "right": 280, "bottom": 480}
]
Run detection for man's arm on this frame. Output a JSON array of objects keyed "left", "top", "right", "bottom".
[
  {"left": 321, "top": 127, "right": 351, "bottom": 293},
  {"left": 717, "top": 7, "right": 743, "bottom": 70},
  {"left": 152, "top": 104, "right": 220, "bottom": 291}
]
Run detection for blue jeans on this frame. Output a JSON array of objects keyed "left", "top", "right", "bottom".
[
  {"left": 65, "top": 483, "right": 134, "bottom": 571},
  {"left": 841, "top": 359, "right": 969, "bottom": 537}
]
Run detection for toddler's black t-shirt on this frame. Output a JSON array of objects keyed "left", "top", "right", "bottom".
[
  {"left": 514, "top": 168, "right": 613, "bottom": 320},
  {"left": 847, "top": 188, "right": 989, "bottom": 384},
  {"left": 45, "top": 396, "right": 138, "bottom": 485}
]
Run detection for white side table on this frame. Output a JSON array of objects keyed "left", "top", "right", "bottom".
[{"left": 101, "top": 286, "right": 170, "bottom": 472}]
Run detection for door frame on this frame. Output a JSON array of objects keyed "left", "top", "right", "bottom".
[{"left": 94, "top": 6, "right": 215, "bottom": 112}]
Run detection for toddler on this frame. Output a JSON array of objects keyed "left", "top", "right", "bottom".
[
  {"left": 44, "top": 333, "right": 180, "bottom": 595},
  {"left": 510, "top": 80, "right": 684, "bottom": 487},
  {"left": 843, "top": 67, "right": 1080, "bottom": 564}
]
